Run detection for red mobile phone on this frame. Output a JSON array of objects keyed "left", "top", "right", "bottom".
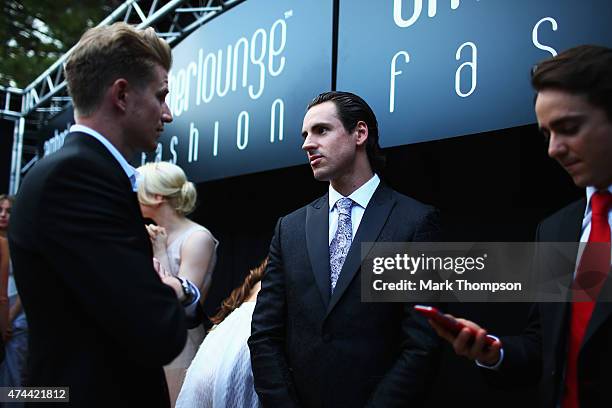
[{"left": 414, "top": 305, "right": 496, "bottom": 346}]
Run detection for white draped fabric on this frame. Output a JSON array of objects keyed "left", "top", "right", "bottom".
[{"left": 176, "top": 301, "right": 260, "bottom": 408}]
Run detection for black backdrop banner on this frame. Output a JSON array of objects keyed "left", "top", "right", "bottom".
[
  {"left": 141, "top": 0, "right": 333, "bottom": 182},
  {"left": 34, "top": 0, "right": 612, "bottom": 184},
  {"left": 337, "top": 0, "right": 612, "bottom": 146}
]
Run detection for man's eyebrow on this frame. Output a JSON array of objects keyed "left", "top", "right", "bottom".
[
  {"left": 302, "top": 121, "right": 333, "bottom": 138},
  {"left": 311, "top": 121, "right": 333, "bottom": 129},
  {"left": 548, "top": 114, "right": 585, "bottom": 128}
]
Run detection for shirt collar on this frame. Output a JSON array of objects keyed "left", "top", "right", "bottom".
[
  {"left": 329, "top": 174, "right": 380, "bottom": 211},
  {"left": 585, "top": 184, "right": 612, "bottom": 217},
  {"left": 70, "top": 124, "right": 139, "bottom": 191}
]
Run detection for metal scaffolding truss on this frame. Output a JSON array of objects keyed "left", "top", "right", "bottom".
[{"left": 2, "top": 0, "right": 245, "bottom": 194}]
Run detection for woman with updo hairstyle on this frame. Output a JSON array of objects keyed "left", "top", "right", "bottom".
[{"left": 136, "top": 162, "right": 219, "bottom": 407}]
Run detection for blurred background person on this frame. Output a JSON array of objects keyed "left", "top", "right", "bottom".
[
  {"left": 0, "top": 194, "right": 28, "bottom": 395},
  {"left": 0, "top": 220, "right": 9, "bottom": 365},
  {"left": 137, "top": 161, "right": 219, "bottom": 407},
  {"left": 176, "top": 257, "right": 267, "bottom": 408}
]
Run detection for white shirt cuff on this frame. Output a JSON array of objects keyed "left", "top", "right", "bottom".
[
  {"left": 182, "top": 279, "right": 200, "bottom": 318},
  {"left": 475, "top": 335, "right": 503, "bottom": 370}
]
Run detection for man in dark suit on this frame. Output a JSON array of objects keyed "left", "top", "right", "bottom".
[
  {"left": 249, "top": 91, "right": 440, "bottom": 407},
  {"left": 431, "top": 45, "right": 612, "bottom": 408},
  {"left": 8, "top": 23, "right": 201, "bottom": 407}
]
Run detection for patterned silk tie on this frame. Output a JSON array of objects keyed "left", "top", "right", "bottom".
[
  {"left": 329, "top": 198, "right": 354, "bottom": 293},
  {"left": 563, "top": 191, "right": 612, "bottom": 408}
]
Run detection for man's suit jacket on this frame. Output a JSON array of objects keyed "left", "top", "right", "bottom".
[
  {"left": 8, "top": 132, "right": 188, "bottom": 407},
  {"left": 249, "top": 183, "right": 440, "bottom": 408},
  {"left": 496, "top": 198, "right": 612, "bottom": 407}
]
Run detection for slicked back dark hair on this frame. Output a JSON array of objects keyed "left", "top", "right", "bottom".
[
  {"left": 307, "top": 91, "right": 386, "bottom": 173},
  {"left": 531, "top": 45, "right": 612, "bottom": 120}
]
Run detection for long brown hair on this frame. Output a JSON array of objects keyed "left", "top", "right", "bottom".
[{"left": 210, "top": 257, "right": 268, "bottom": 326}]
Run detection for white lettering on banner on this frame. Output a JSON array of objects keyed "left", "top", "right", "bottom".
[
  {"left": 152, "top": 97, "right": 288, "bottom": 163},
  {"left": 170, "top": 136, "right": 178, "bottom": 164},
  {"left": 389, "top": 51, "right": 410, "bottom": 113},
  {"left": 237, "top": 111, "right": 249, "bottom": 150},
  {"left": 188, "top": 123, "right": 199, "bottom": 163},
  {"left": 202, "top": 52, "right": 216, "bottom": 104},
  {"left": 154, "top": 143, "right": 162, "bottom": 162},
  {"left": 216, "top": 46, "right": 233, "bottom": 97},
  {"left": 43, "top": 123, "right": 72, "bottom": 156},
  {"left": 213, "top": 121, "right": 219, "bottom": 157},
  {"left": 393, "top": 0, "right": 462, "bottom": 28},
  {"left": 270, "top": 98, "right": 285, "bottom": 142},
  {"left": 533, "top": 17, "right": 558, "bottom": 57},
  {"left": 249, "top": 28, "right": 267, "bottom": 100},
  {"left": 232, "top": 38, "right": 249, "bottom": 93},
  {"left": 269, "top": 19, "right": 287, "bottom": 77},
  {"left": 455, "top": 41, "right": 477, "bottom": 98},
  {"left": 168, "top": 16, "right": 288, "bottom": 116},
  {"left": 143, "top": 11, "right": 293, "bottom": 165}
]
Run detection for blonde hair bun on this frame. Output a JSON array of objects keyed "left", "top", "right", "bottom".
[{"left": 136, "top": 162, "right": 197, "bottom": 215}]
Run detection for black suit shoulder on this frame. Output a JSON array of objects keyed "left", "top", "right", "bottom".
[
  {"left": 389, "top": 188, "right": 438, "bottom": 218},
  {"left": 537, "top": 198, "right": 585, "bottom": 242},
  {"left": 12, "top": 134, "right": 134, "bottom": 249},
  {"left": 279, "top": 184, "right": 437, "bottom": 223},
  {"left": 31, "top": 133, "right": 128, "bottom": 188}
]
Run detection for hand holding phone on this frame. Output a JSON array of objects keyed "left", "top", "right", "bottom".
[
  {"left": 414, "top": 305, "right": 496, "bottom": 347},
  {"left": 414, "top": 305, "right": 501, "bottom": 366}
]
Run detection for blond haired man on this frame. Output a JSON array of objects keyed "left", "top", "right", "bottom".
[{"left": 8, "top": 23, "right": 195, "bottom": 407}]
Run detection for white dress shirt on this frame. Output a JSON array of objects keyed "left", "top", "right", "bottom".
[
  {"left": 70, "top": 124, "right": 139, "bottom": 191},
  {"left": 328, "top": 174, "right": 380, "bottom": 244},
  {"left": 580, "top": 185, "right": 612, "bottom": 243}
]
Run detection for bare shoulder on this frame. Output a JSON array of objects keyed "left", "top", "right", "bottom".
[{"left": 182, "top": 225, "right": 217, "bottom": 255}]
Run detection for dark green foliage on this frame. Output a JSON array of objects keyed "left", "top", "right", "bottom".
[{"left": 0, "top": 0, "right": 121, "bottom": 88}]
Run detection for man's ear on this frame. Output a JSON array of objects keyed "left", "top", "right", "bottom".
[
  {"left": 110, "top": 78, "right": 130, "bottom": 113},
  {"left": 354, "top": 120, "right": 369, "bottom": 147}
]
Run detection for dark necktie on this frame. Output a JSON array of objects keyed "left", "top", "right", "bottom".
[{"left": 563, "top": 191, "right": 612, "bottom": 408}]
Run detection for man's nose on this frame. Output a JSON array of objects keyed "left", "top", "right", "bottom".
[
  {"left": 302, "top": 135, "right": 315, "bottom": 151},
  {"left": 162, "top": 103, "right": 173, "bottom": 123},
  {"left": 547, "top": 134, "right": 567, "bottom": 159}
]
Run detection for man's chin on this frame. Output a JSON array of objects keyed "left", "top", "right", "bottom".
[
  {"left": 143, "top": 142, "right": 158, "bottom": 153},
  {"left": 569, "top": 171, "right": 598, "bottom": 189},
  {"left": 571, "top": 176, "right": 588, "bottom": 188},
  {"left": 312, "top": 169, "right": 331, "bottom": 182}
]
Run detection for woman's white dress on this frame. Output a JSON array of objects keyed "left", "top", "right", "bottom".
[
  {"left": 164, "top": 224, "right": 219, "bottom": 406},
  {"left": 176, "top": 301, "right": 260, "bottom": 408}
]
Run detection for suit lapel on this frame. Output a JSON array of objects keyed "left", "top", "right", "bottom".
[
  {"left": 326, "top": 184, "right": 395, "bottom": 316},
  {"left": 68, "top": 132, "right": 148, "bottom": 241},
  {"left": 584, "top": 266, "right": 612, "bottom": 347},
  {"left": 306, "top": 194, "right": 332, "bottom": 309},
  {"left": 545, "top": 197, "right": 612, "bottom": 352},
  {"left": 67, "top": 132, "right": 135, "bottom": 194},
  {"left": 547, "top": 199, "right": 585, "bottom": 356}
]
